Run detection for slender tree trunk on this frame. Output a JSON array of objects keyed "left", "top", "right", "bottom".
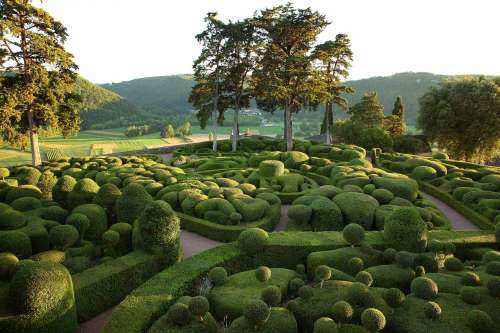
[
  {"left": 212, "top": 80, "right": 219, "bottom": 152},
  {"left": 28, "top": 110, "right": 41, "bottom": 166},
  {"left": 284, "top": 104, "right": 293, "bottom": 151},
  {"left": 232, "top": 106, "right": 239, "bottom": 152},
  {"left": 325, "top": 102, "right": 332, "bottom": 144}
]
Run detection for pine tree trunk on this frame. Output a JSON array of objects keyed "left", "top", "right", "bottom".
[
  {"left": 232, "top": 106, "right": 239, "bottom": 152},
  {"left": 212, "top": 80, "right": 219, "bottom": 152},
  {"left": 325, "top": 102, "right": 332, "bottom": 144},
  {"left": 28, "top": 110, "right": 41, "bottom": 166},
  {"left": 212, "top": 112, "right": 218, "bottom": 152},
  {"left": 284, "top": 104, "right": 293, "bottom": 151}
]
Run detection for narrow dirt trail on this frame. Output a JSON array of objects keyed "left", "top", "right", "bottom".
[{"left": 421, "top": 193, "right": 479, "bottom": 230}]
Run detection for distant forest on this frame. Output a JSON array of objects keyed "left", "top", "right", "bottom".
[{"left": 76, "top": 72, "right": 480, "bottom": 130}]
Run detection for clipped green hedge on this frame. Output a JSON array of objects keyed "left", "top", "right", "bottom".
[
  {"left": 176, "top": 203, "right": 281, "bottom": 242},
  {"left": 103, "top": 244, "right": 246, "bottom": 333},
  {"left": 418, "top": 181, "right": 495, "bottom": 230}
]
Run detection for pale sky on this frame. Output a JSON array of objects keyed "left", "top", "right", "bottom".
[{"left": 35, "top": 0, "right": 500, "bottom": 84}]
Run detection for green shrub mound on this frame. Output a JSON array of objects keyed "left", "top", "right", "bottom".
[
  {"left": 313, "top": 317, "right": 338, "bottom": 333},
  {"left": 371, "top": 188, "right": 394, "bottom": 204},
  {"left": 486, "top": 277, "right": 500, "bottom": 297},
  {"left": 229, "top": 307, "right": 297, "bottom": 333},
  {"left": 243, "top": 300, "right": 270, "bottom": 328},
  {"left": 288, "top": 204, "right": 312, "bottom": 224},
  {"left": 461, "top": 272, "right": 481, "bottom": 286},
  {"left": 67, "top": 178, "right": 100, "bottom": 209},
  {"left": 343, "top": 223, "right": 365, "bottom": 245},
  {"left": 460, "top": 286, "right": 481, "bottom": 305},
  {"left": 17, "top": 166, "right": 42, "bottom": 185},
  {"left": 208, "top": 266, "right": 228, "bottom": 286},
  {"left": 72, "top": 204, "right": 107, "bottom": 242},
  {"left": 0, "top": 230, "right": 32, "bottom": 258},
  {"left": 383, "top": 288, "right": 405, "bottom": 308},
  {"left": 166, "top": 303, "right": 190, "bottom": 326},
  {"left": 444, "top": 257, "right": 464, "bottom": 271},
  {"left": 188, "top": 296, "right": 209, "bottom": 321},
  {"left": 261, "top": 285, "right": 282, "bottom": 306},
  {"left": 65, "top": 213, "right": 90, "bottom": 244},
  {"left": 482, "top": 250, "right": 500, "bottom": 264},
  {"left": 331, "top": 300, "right": 353, "bottom": 323},
  {"left": 394, "top": 250, "right": 414, "bottom": 268},
  {"left": 10, "top": 197, "right": 42, "bottom": 212},
  {"left": 486, "top": 261, "right": 500, "bottom": 276},
  {"left": 0, "top": 252, "right": 19, "bottom": 279},
  {"left": 298, "top": 285, "right": 314, "bottom": 300},
  {"left": 6, "top": 260, "right": 77, "bottom": 333},
  {"left": 423, "top": 301, "right": 442, "bottom": 320},
  {"left": 384, "top": 207, "right": 428, "bottom": 252},
  {"left": 410, "top": 277, "right": 439, "bottom": 300},
  {"left": 309, "top": 198, "right": 344, "bottom": 231},
  {"left": 315, "top": 265, "right": 332, "bottom": 285},
  {"left": 333, "top": 192, "right": 379, "bottom": 229},
  {"left": 6, "top": 185, "right": 42, "bottom": 203},
  {"left": 116, "top": 183, "right": 153, "bottom": 224},
  {"left": 355, "top": 271, "right": 374, "bottom": 287},
  {"left": 412, "top": 166, "right": 438, "bottom": 181},
  {"left": 256, "top": 266, "right": 272, "bottom": 282},
  {"left": 466, "top": 310, "right": 495, "bottom": 333},
  {"left": 49, "top": 225, "right": 79, "bottom": 250},
  {"left": 52, "top": 175, "right": 77, "bottom": 206},
  {"left": 0, "top": 209, "right": 27, "bottom": 230},
  {"left": 238, "top": 228, "right": 269, "bottom": 255},
  {"left": 361, "top": 308, "right": 386, "bottom": 332},
  {"left": 373, "top": 176, "right": 418, "bottom": 202},
  {"left": 259, "top": 160, "right": 285, "bottom": 178}
]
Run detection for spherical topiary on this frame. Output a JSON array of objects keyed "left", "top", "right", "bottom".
[
  {"left": 315, "top": 265, "right": 332, "bottom": 286},
  {"left": 347, "top": 282, "right": 370, "bottom": 306},
  {"left": 10, "top": 197, "right": 42, "bottom": 212},
  {"left": 461, "top": 272, "right": 481, "bottom": 286},
  {"left": 298, "top": 285, "right": 314, "bottom": 300},
  {"left": 415, "top": 265, "right": 426, "bottom": 276},
  {"left": 466, "top": 310, "right": 494, "bottom": 333},
  {"left": 49, "top": 224, "right": 79, "bottom": 250},
  {"left": 67, "top": 178, "right": 100, "bottom": 209},
  {"left": 102, "top": 230, "right": 120, "bottom": 248},
  {"left": 17, "top": 166, "right": 41, "bottom": 185},
  {"left": 372, "top": 188, "right": 394, "bottom": 204},
  {"left": 176, "top": 296, "right": 192, "bottom": 305},
  {"left": 331, "top": 300, "right": 353, "bottom": 323},
  {"left": 286, "top": 299, "right": 299, "bottom": 313},
  {"left": 395, "top": 251, "right": 414, "bottom": 268},
  {"left": 412, "top": 166, "right": 438, "bottom": 181},
  {"left": 482, "top": 250, "right": 500, "bottom": 264},
  {"left": 383, "top": 288, "right": 405, "bottom": 308},
  {"left": 384, "top": 207, "right": 428, "bottom": 252},
  {"left": 383, "top": 248, "right": 397, "bottom": 263},
  {"left": 423, "top": 301, "right": 442, "bottom": 320},
  {"left": 355, "top": 270, "right": 374, "bottom": 287},
  {"left": 259, "top": 160, "right": 285, "bottom": 178},
  {"left": 0, "top": 230, "right": 32, "bottom": 258},
  {"left": 486, "top": 261, "right": 500, "bottom": 276},
  {"left": 0, "top": 167, "right": 10, "bottom": 179},
  {"left": 261, "top": 285, "right": 282, "bottom": 306},
  {"left": 238, "top": 228, "right": 269, "bottom": 255},
  {"left": 116, "top": 183, "right": 153, "bottom": 224},
  {"left": 255, "top": 266, "right": 272, "bottom": 282},
  {"left": 361, "top": 308, "right": 386, "bottom": 332},
  {"left": 486, "top": 276, "right": 500, "bottom": 297},
  {"left": 342, "top": 223, "right": 365, "bottom": 246},
  {"left": 296, "top": 264, "right": 306, "bottom": 275},
  {"left": 411, "top": 277, "right": 439, "bottom": 300},
  {"left": 313, "top": 317, "right": 338, "bottom": 333},
  {"left": 5, "top": 185, "right": 42, "bottom": 203},
  {"left": 444, "top": 257, "right": 464, "bottom": 271},
  {"left": 93, "top": 183, "right": 121, "bottom": 221},
  {"left": 0, "top": 252, "right": 18, "bottom": 279},
  {"left": 167, "top": 302, "right": 190, "bottom": 326},
  {"left": 443, "top": 242, "right": 456, "bottom": 254},
  {"left": 288, "top": 204, "right": 312, "bottom": 223},
  {"left": 72, "top": 203, "right": 107, "bottom": 242},
  {"left": 243, "top": 300, "right": 270, "bottom": 328},
  {"left": 460, "top": 286, "right": 481, "bottom": 305},
  {"left": 289, "top": 277, "right": 305, "bottom": 295},
  {"left": 208, "top": 266, "right": 228, "bottom": 286},
  {"left": 0, "top": 209, "right": 26, "bottom": 230},
  {"left": 39, "top": 205, "right": 68, "bottom": 223},
  {"left": 347, "top": 257, "right": 364, "bottom": 275},
  {"left": 65, "top": 213, "right": 90, "bottom": 243},
  {"left": 188, "top": 296, "right": 209, "bottom": 321},
  {"left": 427, "top": 240, "right": 443, "bottom": 253}
]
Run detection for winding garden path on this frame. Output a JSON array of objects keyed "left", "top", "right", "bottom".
[{"left": 421, "top": 193, "right": 479, "bottom": 230}]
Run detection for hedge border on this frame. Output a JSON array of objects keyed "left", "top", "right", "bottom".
[
  {"left": 176, "top": 203, "right": 281, "bottom": 242},
  {"left": 103, "top": 229, "right": 496, "bottom": 333},
  {"left": 418, "top": 181, "right": 495, "bottom": 230}
]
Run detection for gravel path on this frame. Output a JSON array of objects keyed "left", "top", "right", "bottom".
[
  {"left": 275, "top": 205, "right": 290, "bottom": 232},
  {"left": 421, "top": 193, "right": 479, "bottom": 230}
]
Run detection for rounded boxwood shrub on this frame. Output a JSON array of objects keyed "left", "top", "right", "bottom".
[
  {"left": 411, "top": 166, "right": 438, "bottom": 181},
  {"left": 259, "top": 160, "right": 285, "bottom": 178},
  {"left": 331, "top": 300, "right": 353, "bottom": 323},
  {"left": 0, "top": 252, "right": 18, "bottom": 279},
  {"left": 52, "top": 175, "right": 77, "bottom": 206},
  {"left": 11, "top": 197, "right": 42, "bottom": 212},
  {"left": 315, "top": 265, "right": 331, "bottom": 287},
  {"left": 333, "top": 192, "right": 379, "bottom": 230},
  {"left": 167, "top": 303, "right": 190, "bottom": 326},
  {"left": 243, "top": 300, "right": 270, "bottom": 328},
  {"left": 255, "top": 266, "right": 272, "bottom": 282},
  {"left": 460, "top": 286, "right": 481, "bottom": 305},
  {"left": 371, "top": 188, "right": 394, "bottom": 204},
  {"left": 0, "top": 230, "right": 32, "bottom": 258},
  {"left": 49, "top": 224, "right": 79, "bottom": 250},
  {"left": 444, "top": 257, "right": 464, "bottom": 271},
  {"left": 0, "top": 167, "right": 10, "bottom": 179},
  {"left": 342, "top": 223, "right": 365, "bottom": 246},
  {"left": 6, "top": 185, "right": 42, "bottom": 203},
  {"left": 93, "top": 183, "right": 121, "bottom": 217},
  {"left": 310, "top": 198, "right": 344, "bottom": 231},
  {"left": 298, "top": 285, "right": 314, "bottom": 300},
  {"left": 116, "top": 183, "right": 153, "bottom": 224},
  {"left": 486, "top": 277, "right": 500, "bottom": 297},
  {"left": 355, "top": 271, "right": 374, "bottom": 287},
  {"left": 134, "top": 201, "right": 180, "bottom": 259},
  {"left": 72, "top": 204, "right": 108, "bottom": 242},
  {"left": 63, "top": 255, "right": 91, "bottom": 274},
  {"left": 65, "top": 213, "right": 90, "bottom": 245},
  {"left": 423, "top": 301, "right": 442, "bottom": 320},
  {"left": 410, "top": 277, "right": 439, "bottom": 300},
  {"left": 347, "top": 257, "right": 365, "bottom": 275},
  {"left": 466, "top": 310, "right": 494, "bottom": 333},
  {"left": 395, "top": 251, "right": 414, "bottom": 268},
  {"left": 17, "top": 166, "right": 41, "bottom": 185},
  {"left": 238, "top": 228, "right": 269, "bottom": 255},
  {"left": 486, "top": 261, "right": 500, "bottom": 276},
  {"left": 261, "top": 285, "right": 282, "bottom": 306},
  {"left": 288, "top": 204, "right": 312, "bottom": 223},
  {"left": 384, "top": 207, "right": 428, "bottom": 252},
  {"left": 188, "top": 295, "right": 209, "bottom": 321},
  {"left": 482, "top": 250, "right": 500, "bottom": 264},
  {"left": 102, "top": 230, "right": 120, "bottom": 248},
  {"left": 109, "top": 222, "right": 133, "bottom": 255},
  {"left": 67, "top": 178, "right": 100, "bottom": 209},
  {"left": 0, "top": 209, "right": 26, "bottom": 230},
  {"left": 39, "top": 205, "right": 68, "bottom": 223},
  {"left": 383, "top": 248, "right": 397, "bottom": 263},
  {"left": 461, "top": 272, "right": 481, "bottom": 286},
  {"left": 208, "top": 267, "right": 228, "bottom": 286},
  {"left": 383, "top": 288, "right": 405, "bottom": 308},
  {"left": 314, "top": 317, "right": 338, "bottom": 333},
  {"left": 289, "top": 277, "right": 305, "bottom": 294},
  {"left": 415, "top": 265, "right": 426, "bottom": 276},
  {"left": 347, "top": 282, "right": 370, "bottom": 306},
  {"left": 361, "top": 308, "right": 386, "bottom": 332}
]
